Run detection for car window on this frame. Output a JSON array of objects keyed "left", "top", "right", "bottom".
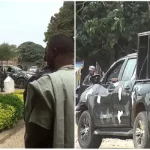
[
  {"left": 122, "top": 59, "right": 137, "bottom": 81},
  {"left": 106, "top": 60, "right": 124, "bottom": 83},
  {"left": 11, "top": 66, "right": 22, "bottom": 71},
  {"left": 139, "top": 57, "right": 147, "bottom": 79}
]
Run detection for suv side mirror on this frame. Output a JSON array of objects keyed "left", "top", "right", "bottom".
[{"left": 90, "top": 74, "right": 101, "bottom": 84}]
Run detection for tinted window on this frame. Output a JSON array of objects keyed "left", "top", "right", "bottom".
[
  {"left": 122, "top": 59, "right": 136, "bottom": 81},
  {"left": 106, "top": 60, "right": 124, "bottom": 83}
]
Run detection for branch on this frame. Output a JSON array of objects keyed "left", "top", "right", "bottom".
[
  {"left": 76, "top": 15, "right": 85, "bottom": 25},
  {"left": 76, "top": 1, "right": 86, "bottom": 15},
  {"left": 116, "top": 41, "right": 124, "bottom": 51}
]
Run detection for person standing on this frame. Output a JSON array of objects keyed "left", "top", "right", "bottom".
[
  {"left": 0, "top": 67, "right": 7, "bottom": 92},
  {"left": 24, "top": 34, "right": 74, "bottom": 148},
  {"left": 82, "top": 65, "right": 96, "bottom": 86}
]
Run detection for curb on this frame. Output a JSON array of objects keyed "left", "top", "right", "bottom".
[{"left": 0, "top": 119, "right": 24, "bottom": 144}]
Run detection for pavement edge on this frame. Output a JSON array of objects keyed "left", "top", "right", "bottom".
[{"left": 0, "top": 119, "right": 24, "bottom": 144}]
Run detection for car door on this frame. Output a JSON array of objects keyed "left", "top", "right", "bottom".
[
  {"left": 93, "top": 59, "right": 126, "bottom": 127},
  {"left": 112, "top": 58, "right": 137, "bottom": 127}
]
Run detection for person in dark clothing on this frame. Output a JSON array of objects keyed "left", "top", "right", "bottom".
[
  {"left": 82, "top": 65, "right": 96, "bottom": 86},
  {"left": 24, "top": 34, "right": 74, "bottom": 148},
  {"left": 23, "top": 45, "right": 54, "bottom": 105},
  {"left": 0, "top": 67, "right": 7, "bottom": 92}
]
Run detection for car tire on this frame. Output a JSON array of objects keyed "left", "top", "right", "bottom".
[
  {"left": 17, "top": 78, "right": 27, "bottom": 89},
  {"left": 78, "top": 111, "right": 102, "bottom": 148},
  {"left": 133, "top": 111, "right": 150, "bottom": 148}
]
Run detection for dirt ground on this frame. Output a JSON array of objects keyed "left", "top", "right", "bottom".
[
  {"left": 0, "top": 125, "right": 134, "bottom": 148},
  {"left": 75, "top": 138, "right": 134, "bottom": 149},
  {"left": 75, "top": 126, "right": 134, "bottom": 149},
  {"left": 0, "top": 126, "right": 25, "bottom": 148}
]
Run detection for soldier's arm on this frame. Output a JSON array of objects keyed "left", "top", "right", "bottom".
[
  {"left": 24, "top": 77, "right": 54, "bottom": 148},
  {"left": 82, "top": 75, "right": 89, "bottom": 86}
]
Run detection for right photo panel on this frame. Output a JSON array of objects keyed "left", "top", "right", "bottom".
[{"left": 75, "top": 1, "right": 150, "bottom": 149}]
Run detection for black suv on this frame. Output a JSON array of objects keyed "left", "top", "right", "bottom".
[
  {"left": 0, "top": 65, "right": 32, "bottom": 88},
  {"left": 76, "top": 52, "right": 150, "bottom": 148}
]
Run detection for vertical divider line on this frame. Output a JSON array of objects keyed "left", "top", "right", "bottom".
[{"left": 74, "top": 1, "right": 76, "bottom": 148}]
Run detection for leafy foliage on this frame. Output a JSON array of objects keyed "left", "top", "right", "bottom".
[
  {"left": 0, "top": 103, "right": 16, "bottom": 130},
  {"left": 18, "top": 42, "right": 45, "bottom": 64},
  {"left": 76, "top": 1, "right": 150, "bottom": 65},
  {"left": 44, "top": 1, "right": 74, "bottom": 42},
  {"left": 13, "top": 90, "right": 24, "bottom": 101},
  {"left": 0, "top": 43, "right": 17, "bottom": 61},
  {"left": 0, "top": 94, "right": 24, "bottom": 120},
  {"left": 0, "top": 93, "right": 24, "bottom": 131}
]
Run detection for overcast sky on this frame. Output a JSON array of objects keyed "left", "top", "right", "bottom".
[{"left": 0, "top": 0, "right": 63, "bottom": 47}]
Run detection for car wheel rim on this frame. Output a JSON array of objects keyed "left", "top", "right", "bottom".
[
  {"left": 18, "top": 80, "right": 24, "bottom": 88},
  {"left": 80, "top": 117, "right": 90, "bottom": 144},
  {"left": 135, "top": 120, "right": 145, "bottom": 146}
]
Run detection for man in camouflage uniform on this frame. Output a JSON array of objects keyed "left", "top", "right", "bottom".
[{"left": 24, "top": 34, "right": 74, "bottom": 148}]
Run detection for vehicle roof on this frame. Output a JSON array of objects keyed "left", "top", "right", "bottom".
[
  {"left": 126, "top": 52, "right": 137, "bottom": 58},
  {"left": 138, "top": 31, "right": 150, "bottom": 36},
  {"left": 120, "top": 52, "right": 137, "bottom": 60}
]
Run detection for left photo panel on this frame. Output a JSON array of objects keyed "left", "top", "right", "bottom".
[{"left": 0, "top": 0, "right": 75, "bottom": 148}]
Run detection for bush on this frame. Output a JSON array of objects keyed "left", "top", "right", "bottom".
[
  {"left": 0, "top": 103, "right": 16, "bottom": 130},
  {"left": 13, "top": 90, "right": 24, "bottom": 94},
  {"left": 14, "top": 94, "right": 23, "bottom": 101},
  {"left": 13, "top": 90, "right": 24, "bottom": 101},
  {"left": 0, "top": 94, "right": 24, "bottom": 120}
]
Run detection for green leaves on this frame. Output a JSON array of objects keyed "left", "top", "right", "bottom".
[
  {"left": 44, "top": 2, "right": 74, "bottom": 42},
  {"left": 0, "top": 43, "right": 17, "bottom": 61},
  {"left": 18, "top": 42, "right": 45, "bottom": 64},
  {"left": 76, "top": 1, "right": 149, "bottom": 62}
]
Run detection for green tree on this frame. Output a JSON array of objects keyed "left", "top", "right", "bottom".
[
  {"left": 76, "top": 1, "right": 150, "bottom": 71},
  {"left": 44, "top": 1, "right": 74, "bottom": 42},
  {"left": 0, "top": 43, "right": 17, "bottom": 62},
  {"left": 18, "top": 42, "right": 45, "bottom": 65}
]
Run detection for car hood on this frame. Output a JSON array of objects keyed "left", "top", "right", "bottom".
[{"left": 79, "top": 84, "right": 108, "bottom": 103}]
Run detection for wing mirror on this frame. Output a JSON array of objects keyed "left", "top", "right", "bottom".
[
  {"left": 90, "top": 74, "right": 101, "bottom": 84},
  {"left": 111, "top": 78, "right": 118, "bottom": 83}
]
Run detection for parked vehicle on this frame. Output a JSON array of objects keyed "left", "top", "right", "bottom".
[
  {"left": 76, "top": 31, "right": 150, "bottom": 148},
  {"left": 76, "top": 75, "right": 101, "bottom": 106},
  {"left": 29, "top": 66, "right": 38, "bottom": 73},
  {"left": 0, "top": 65, "right": 32, "bottom": 89}
]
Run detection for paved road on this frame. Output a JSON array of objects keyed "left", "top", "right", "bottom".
[
  {"left": 75, "top": 125, "right": 134, "bottom": 149},
  {"left": 0, "top": 126, "right": 25, "bottom": 148},
  {"left": 75, "top": 138, "right": 134, "bottom": 149},
  {"left": 0, "top": 125, "right": 134, "bottom": 148}
]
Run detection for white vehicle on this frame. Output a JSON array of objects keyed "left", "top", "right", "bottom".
[{"left": 29, "top": 66, "right": 38, "bottom": 73}]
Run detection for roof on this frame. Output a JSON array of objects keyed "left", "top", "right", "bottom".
[
  {"left": 126, "top": 52, "right": 137, "bottom": 57},
  {"left": 116, "top": 53, "right": 137, "bottom": 63},
  {"left": 138, "top": 31, "right": 150, "bottom": 36}
]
